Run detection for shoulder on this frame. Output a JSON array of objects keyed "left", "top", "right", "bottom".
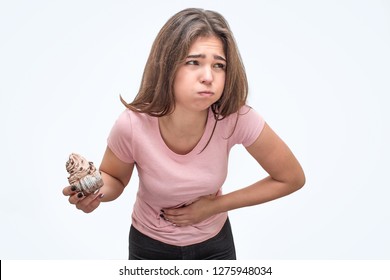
[
  {"left": 221, "top": 105, "right": 265, "bottom": 147},
  {"left": 113, "top": 109, "right": 154, "bottom": 129},
  {"left": 237, "top": 105, "right": 263, "bottom": 120},
  {"left": 220, "top": 105, "right": 264, "bottom": 127},
  {"left": 107, "top": 110, "right": 156, "bottom": 163},
  {"left": 237, "top": 105, "right": 264, "bottom": 128},
  {"left": 108, "top": 109, "right": 155, "bottom": 144}
]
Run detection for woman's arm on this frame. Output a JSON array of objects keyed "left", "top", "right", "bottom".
[
  {"left": 162, "top": 123, "right": 305, "bottom": 226},
  {"left": 213, "top": 122, "right": 305, "bottom": 213},
  {"left": 63, "top": 146, "right": 135, "bottom": 213},
  {"left": 98, "top": 147, "right": 135, "bottom": 201}
]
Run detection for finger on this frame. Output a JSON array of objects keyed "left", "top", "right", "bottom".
[
  {"left": 161, "top": 208, "right": 186, "bottom": 217},
  {"left": 170, "top": 219, "right": 191, "bottom": 227},
  {"left": 76, "top": 196, "right": 102, "bottom": 213},
  {"left": 77, "top": 192, "right": 103, "bottom": 206},
  {"left": 161, "top": 213, "right": 183, "bottom": 223},
  {"left": 62, "top": 185, "right": 78, "bottom": 196},
  {"left": 160, "top": 212, "right": 176, "bottom": 222},
  {"left": 163, "top": 213, "right": 190, "bottom": 225},
  {"left": 68, "top": 191, "right": 85, "bottom": 205},
  {"left": 76, "top": 192, "right": 104, "bottom": 210}
]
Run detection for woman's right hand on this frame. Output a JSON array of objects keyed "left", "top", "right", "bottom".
[
  {"left": 62, "top": 186, "right": 105, "bottom": 213},
  {"left": 62, "top": 146, "right": 134, "bottom": 213}
]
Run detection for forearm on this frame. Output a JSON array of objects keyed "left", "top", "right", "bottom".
[
  {"left": 161, "top": 176, "right": 304, "bottom": 227},
  {"left": 213, "top": 176, "right": 304, "bottom": 214},
  {"left": 212, "top": 122, "right": 306, "bottom": 215},
  {"left": 98, "top": 171, "right": 126, "bottom": 202}
]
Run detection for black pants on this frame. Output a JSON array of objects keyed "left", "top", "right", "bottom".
[{"left": 129, "top": 218, "right": 236, "bottom": 260}]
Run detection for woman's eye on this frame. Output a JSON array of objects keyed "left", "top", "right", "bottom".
[
  {"left": 214, "top": 63, "right": 226, "bottom": 69},
  {"left": 186, "top": 60, "right": 199, "bottom": 66}
]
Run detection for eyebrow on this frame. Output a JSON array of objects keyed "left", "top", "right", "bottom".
[{"left": 187, "top": 54, "right": 227, "bottom": 62}]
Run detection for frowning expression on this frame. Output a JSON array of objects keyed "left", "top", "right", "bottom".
[{"left": 173, "top": 36, "right": 226, "bottom": 113}]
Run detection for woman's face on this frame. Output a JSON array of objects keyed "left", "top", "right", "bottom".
[{"left": 173, "top": 36, "right": 226, "bottom": 113}]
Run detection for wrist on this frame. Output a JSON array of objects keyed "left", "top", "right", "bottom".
[{"left": 211, "top": 195, "right": 228, "bottom": 215}]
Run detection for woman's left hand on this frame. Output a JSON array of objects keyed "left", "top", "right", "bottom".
[{"left": 161, "top": 194, "right": 218, "bottom": 227}]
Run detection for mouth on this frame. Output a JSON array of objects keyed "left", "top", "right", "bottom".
[{"left": 197, "top": 91, "right": 214, "bottom": 97}]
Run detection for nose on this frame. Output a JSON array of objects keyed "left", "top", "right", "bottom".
[{"left": 200, "top": 66, "right": 213, "bottom": 84}]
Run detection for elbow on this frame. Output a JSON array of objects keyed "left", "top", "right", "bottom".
[
  {"left": 297, "top": 174, "right": 306, "bottom": 191},
  {"left": 281, "top": 166, "right": 305, "bottom": 193},
  {"left": 292, "top": 169, "right": 306, "bottom": 192}
]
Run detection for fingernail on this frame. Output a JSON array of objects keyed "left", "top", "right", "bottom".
[
  {"left": 98, "top": 193, "right": 104, "bottom": 199},
  {"left": 77, "top": 192, "right": 84, "bottom": 198},
  {"left": 71, "top": 186, "right": 77, "bottom": 191}
]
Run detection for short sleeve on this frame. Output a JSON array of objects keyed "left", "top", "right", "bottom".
[
  {"left": 107, "top": 110, "right": 135, "bottom": 163},
  {"left": 229, "top": 106, "right": 265, "bottom": 147}
]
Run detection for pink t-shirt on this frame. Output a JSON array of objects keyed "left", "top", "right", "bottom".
[{"left": 107, "top": 105, "right": 265, "bottom": 246}]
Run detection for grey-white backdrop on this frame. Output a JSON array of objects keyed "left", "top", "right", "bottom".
[{"left": 1, "top": 0, "right": 389, "bottom": 259}]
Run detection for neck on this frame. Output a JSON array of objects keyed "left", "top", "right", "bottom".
[{"left": 159, "top": 108, "right": 209, "bottom": 137}]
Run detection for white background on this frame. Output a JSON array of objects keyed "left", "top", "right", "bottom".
[{"left": 1, "top": 0, "right": 389, "bottom": 259}]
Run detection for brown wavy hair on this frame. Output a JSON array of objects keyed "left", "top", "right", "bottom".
[{"left": 121, "top": 8, "right": 248, "bottom": 120}]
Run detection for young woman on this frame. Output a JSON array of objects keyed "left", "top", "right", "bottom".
[{"left": 63, "top": 8, "right": 305, "bottom": 260}]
